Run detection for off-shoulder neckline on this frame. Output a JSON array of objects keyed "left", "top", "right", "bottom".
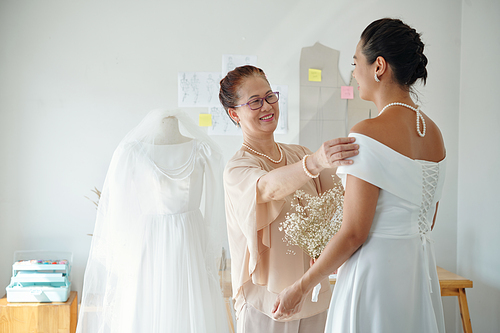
[{"left": 350, "top": 133, "right": 446, "bottom": 164}]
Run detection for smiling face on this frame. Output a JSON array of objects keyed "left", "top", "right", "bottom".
[
  {"left": 229, "top": 75, "right": 279, "bottom": 139},
  {"left": 352, "top": 40, "right": 377, "bottom": 101}
]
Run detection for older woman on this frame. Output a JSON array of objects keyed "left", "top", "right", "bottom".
[
  {"left": 272, "top": 18, "right": 447, "bottom": 333},
  {"left": 219, "top": 65, "right": 359, "bottom": 333}
]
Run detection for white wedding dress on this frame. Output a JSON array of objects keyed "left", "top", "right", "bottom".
[
  {"left": 130, "top": 140, "right": 229, "bottom": 332},
  {"left": 327, "top": 133, "right": 446, "bottom": 333},
  {"left": 77, "top": 110, "right": 228, "bottom": 333}
]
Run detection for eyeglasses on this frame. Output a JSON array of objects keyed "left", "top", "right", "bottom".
[{"left": 233, "top": 92, "right": 280, "bottom": 110}]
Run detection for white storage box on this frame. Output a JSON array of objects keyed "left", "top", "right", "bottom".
[{"left": 5, "top": 250, "right": 72, "bottom": 303}]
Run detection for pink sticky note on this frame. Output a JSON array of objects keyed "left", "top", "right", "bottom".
[{"left": 341, "top": 86, "right": 354, "bottom": 99}]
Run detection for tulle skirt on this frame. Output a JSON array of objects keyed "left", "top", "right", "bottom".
[
  {"left": 131, "top": 210, "right": 228, "bottom": 333},
  {"left": 78, "top": 210, "right": 228, "bottom": 333}
]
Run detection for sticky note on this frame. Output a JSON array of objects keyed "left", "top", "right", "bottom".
[
  {"left": 199, "top": 114, "right": 212, "bottom": 127},
  {"left": 308, "top": 68, "right": 322, "bottom": 82},
  {"left": 341, "top": 86, "right": 354, "bottom": 99}
]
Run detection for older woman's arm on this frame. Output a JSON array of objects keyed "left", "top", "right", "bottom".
[{"left": 257, "top": 137, "right": 358, "bottom": 203}]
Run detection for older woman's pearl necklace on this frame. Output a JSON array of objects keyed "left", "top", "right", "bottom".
[
  {"left": 242, "top": 142, "right": 284, "bottom": 164},
  {"left": 379, "top": 102, "right": 426, "bottom": 137}
]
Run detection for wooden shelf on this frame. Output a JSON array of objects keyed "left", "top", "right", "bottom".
[{"left": 0, "top": 291, "right": 77, "bottom": 333}]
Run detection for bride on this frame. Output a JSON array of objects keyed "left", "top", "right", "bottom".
[{"left": 272, "top": 18, "right": 447, "bottom": 333}]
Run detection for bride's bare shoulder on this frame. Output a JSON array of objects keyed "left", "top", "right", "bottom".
[
  {"left": 349, "top": 116, "right": 388, "bottom": 141},
  {"left": 349, "top": 112, "right": 445, "bottom": 161}
]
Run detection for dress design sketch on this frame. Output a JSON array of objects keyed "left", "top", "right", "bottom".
[
  {"left": 76, "top": 110, "right": 228, "bottom": 333},
  {"left": 327, "top": 133, "right": 446, "bottom": 332}
]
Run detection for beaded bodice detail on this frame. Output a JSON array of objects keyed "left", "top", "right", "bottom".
[{"left": 417, "top": 163, "right": 440, "bottom": 236}]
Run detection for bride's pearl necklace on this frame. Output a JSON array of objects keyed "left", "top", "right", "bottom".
[
  {"left": 379, "top": 102, "right": 426, "bottom": 137},
  {"left": 242, "top": 142, "right": 284, "bottom": 164}
]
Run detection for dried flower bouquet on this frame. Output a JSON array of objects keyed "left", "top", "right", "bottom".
[{"left": 280, "top": 177, "right": 344, "bottom": 259}]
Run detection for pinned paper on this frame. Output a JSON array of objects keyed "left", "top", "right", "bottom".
[
  {"left": 178, "top": 72, "right": 222, "bottom": 107},
  {"left": 199, "top": 114, "right": 212, "bottom": 127},
  {"left": 308, "top": 68, "right": 322, "bottom": 82},
  {"left": 300, "top": 43, "right": 348, "bottom": 150},
  {"left": 341, "top": 86, "right": 354, "bottom": 99}
]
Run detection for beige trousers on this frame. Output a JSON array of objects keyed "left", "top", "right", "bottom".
[{"left": 237, "top": 303, "right": 327, "bottom": 333}]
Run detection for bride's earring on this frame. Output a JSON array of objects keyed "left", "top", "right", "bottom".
[{"left": 374, "top": 73, "right": 380, "bottom": 83}]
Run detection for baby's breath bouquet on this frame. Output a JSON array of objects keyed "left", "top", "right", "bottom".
[{"left": 280, "top": 177, "right": 344, "bottom": 259}]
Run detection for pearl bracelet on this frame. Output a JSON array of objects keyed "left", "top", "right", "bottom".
[{"left": 302, "top": 155, "right": 320, "bottom": 178}]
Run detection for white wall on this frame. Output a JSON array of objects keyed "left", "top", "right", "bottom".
[
  {"left": 458, "top": 0, "right": 500, "bottom": 332},
  {"left": 0, "top": 0, "right": 497, "bottom": 332}
]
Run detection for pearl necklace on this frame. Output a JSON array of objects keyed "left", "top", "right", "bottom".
[
  {"left": 242, "top": 142, "right": 284, "bottom": 164},
  {"left": 379, "top": 102, "right": 426, "bottom": 137}
]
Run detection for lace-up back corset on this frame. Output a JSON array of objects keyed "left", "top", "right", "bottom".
[
  {"left": 418, "top": 162, "right": 440, "bottom": 236},
  {"left": 336, "top": 134, "right": 446, "bottom": 238},
  {"left": 369, "top": 159, "right": 445, "bottom": 237}
]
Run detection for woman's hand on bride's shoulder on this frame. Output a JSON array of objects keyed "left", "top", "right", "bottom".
[{"left": 312, "top": 137, "right": 359, "bottom": 170}]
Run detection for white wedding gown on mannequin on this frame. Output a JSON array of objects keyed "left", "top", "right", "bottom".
[
  {"left": 131, "top": 140, "right": 228, "bottom": 332},
  {"left": 77, "top": 110, "right": 228, "bottom": 333}
]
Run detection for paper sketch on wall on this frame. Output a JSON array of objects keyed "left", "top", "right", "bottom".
[
  {"left": 178, "top": 72, "right": 222, "bottom": 107},
  {"left": 222, "top": 54, "right": 258, "bottom": 76},
  {"left": 299, "top": 43, "right": 348, "bottom": 151},
  {"left": 207, "top": 85, "right": 289, "bottom": 136}
]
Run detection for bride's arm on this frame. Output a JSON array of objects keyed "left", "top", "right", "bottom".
[{"left": 272, "top": 174, "right": 379, "bottom": 319}]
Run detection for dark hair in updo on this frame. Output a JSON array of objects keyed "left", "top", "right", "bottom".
[
  {"left": 360, "top": 18, "right": 428, "bottom": 89},
  {"left": 219, "top": 65, "right": 269, "bottom": 125}
]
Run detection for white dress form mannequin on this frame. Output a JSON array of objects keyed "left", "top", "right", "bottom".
[
  {"left": 155, "top": 116, "right": 192, "bottom": 145},
  {"left": 153, "top": 116, "right": 193, "bottom": 170}
]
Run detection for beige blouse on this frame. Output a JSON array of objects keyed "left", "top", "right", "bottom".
[{"left": 223, "top": 143, "right": 333, "bottom": 321}]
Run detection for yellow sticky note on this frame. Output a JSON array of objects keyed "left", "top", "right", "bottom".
[
  {"left": 309, "top": 68, "right": 322, "bottom": 82},
  {"left": 199, "top": 114, "right": 212, "bottom": 127}
]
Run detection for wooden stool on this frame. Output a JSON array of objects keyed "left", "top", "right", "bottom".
[
  {"left": 437, "top": 266, "right": 473, "bottom": 333},
  {"left": 329, "top": 266, "right": 473, "bottom": 332},
  {"left": 0, "top": 291, "right": 78, "bottom": 333}
]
